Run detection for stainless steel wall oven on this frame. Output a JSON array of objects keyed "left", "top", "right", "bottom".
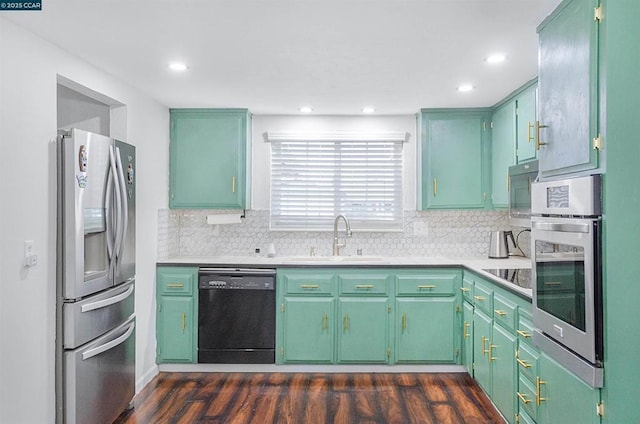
[{"left": 531, "top": 175, "right": 603, "bottom": 388}]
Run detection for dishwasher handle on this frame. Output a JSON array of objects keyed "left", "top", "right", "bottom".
[{"left": 199, "top": 267, "right": 276, "bottom": 276}]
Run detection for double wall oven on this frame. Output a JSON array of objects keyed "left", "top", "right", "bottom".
[{"left": 531, "top": 175, "right": 603, "bottom": 387}]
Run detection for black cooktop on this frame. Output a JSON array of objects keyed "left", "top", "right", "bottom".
[{"left": 482, "top": 268, "right": 532, "bottom": 290}]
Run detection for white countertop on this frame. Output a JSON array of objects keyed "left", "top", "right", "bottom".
[{"left": 158, "top": 254, "right": 533, "bottom": 299}]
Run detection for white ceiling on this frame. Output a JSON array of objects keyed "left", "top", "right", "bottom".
[{"left": 6, "top": 0, "right": 562, "bottom": 115}]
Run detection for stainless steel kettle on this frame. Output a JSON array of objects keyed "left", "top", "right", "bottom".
[{"left": 488, "top": 230, "right": 516, "bottom": 259}]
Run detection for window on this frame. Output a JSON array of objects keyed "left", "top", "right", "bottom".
[{"left": 269, "top": 132, "right": 405, "bottom": 231}]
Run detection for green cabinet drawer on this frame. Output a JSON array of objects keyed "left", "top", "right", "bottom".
[
  {"left": 282, "top": 273, "right": 334, "bottom": 295},
  {"left": 339, "top": 273, "right": 390, "bottom": 296},
  {"left": 517, "top": 374, "right": 538, "bottom": 421},
  {"left": 493, "top": 293, "right": 518, "bottom": 332},
  {"left": 157, "top": 267, "right": 197, "bottom": 295},
  {"left": 473, "top": 281, "right": 494, "bottom": 315},
  {"left": 461, "top": 276, "right": 474, "bottom": 302},
  {"left": 517, "top": 341, "right": 540, "bottom": 383},
  {"left": 396, "top": 271, "right": 457, "bottom": 296}
]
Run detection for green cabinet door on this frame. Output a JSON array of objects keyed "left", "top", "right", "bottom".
[
  {"left": 462, "top": 301, "right": 474, "bottom": 375},
  {"left": 420, "top": 110, "right": 490, "bottom": 209},
  {"left": 338, "top": 297, "right": 389, "bottom": 363},
  {"left": 395, "top": 297, "right": 456, "bottom": 363},
  {"left": 515, "top": 84, "right": 537, "bottom": 163},
  {"left": 157, "top": 296, "right": 194, "bottom": 363},
  {"left": 537, "top": 0, "right": 599, "bottom": 178},
  {"left": 473, "top": 309, "right": 493, "bottom": 394},
  {"left": 491, "top": 101, "right": 516, "bottom": 208},
  {"left": 490, "top": 323, "right": 518, "bottom": 424},
  {"left": 537, "top": 353, "right": 601, "bottom": 424},
  {"left": 169, "top": 109, "right": 250, "bottom": 209},
  {"left": 281, "top": 297, "right": 334, "bottom": 364}
]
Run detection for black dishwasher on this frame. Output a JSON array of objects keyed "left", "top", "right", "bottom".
[{"left": 198, "top": 268, "right": 276, "bottom": 363}]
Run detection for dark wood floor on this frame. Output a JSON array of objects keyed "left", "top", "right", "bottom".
[{"left": 114, "top": 372, "right": 505, "bottom": 424}]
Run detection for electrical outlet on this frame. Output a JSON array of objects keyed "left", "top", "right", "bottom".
[{"left": 24, "top": 240, "right": 38, "bottom": 267}]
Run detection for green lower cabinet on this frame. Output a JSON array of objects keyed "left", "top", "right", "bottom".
[
  {"left": 280, "top": 297, "right": 334, "bottom": 364},
  {"left": 157, "top": 296, "right": 194, "bottom": 363},
  {"left": 156, "top": 266, "right": 198, "bottom": 363},
  {"left": 338, "top": 297, "right": 390, "bottom": 363},
  {"left": 473, "top": 309, "right": 493, "bottom": 394},
  {"left": 395, "top": 297, "right": 457, "bottom": 363},
  {"left": 462, "top": 301, "right": 474, "bottom": 375},
  {"left": 537, "top": 353, "right": 601, "bottom": 424},
  {"left": 490, "top": 323, "right": 518, "bottom": 423}
]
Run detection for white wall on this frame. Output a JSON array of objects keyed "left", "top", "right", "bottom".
[
  {"left": 251, "top": 115, "right": 418, "bottom": 210},
  {"left": 0, "top": 18, "right": 168, "bottom": 423}
]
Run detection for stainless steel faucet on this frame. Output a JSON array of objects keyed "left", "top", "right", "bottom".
[{"left": 332, "top": 214, "right": 352, "bottom": 256}]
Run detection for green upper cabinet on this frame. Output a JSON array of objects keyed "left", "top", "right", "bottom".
[
  {"left": 536, "top": 0, "right": 600, "bottom": 178},
  {"left": 491, "top": 101, "right": 516, "bottom": 208},
  {"left": 515, "top": 84, "right": 538, "bottom": 163},
  {"left": 169, "top": 109, "right": 251, "bottom": 209},
  {"left": 419, "top": 109, "right": 491, "bottom": 210}
]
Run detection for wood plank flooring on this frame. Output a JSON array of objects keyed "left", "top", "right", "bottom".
[{"left": 114, "top": 372, "right": 505, "bottom": 424}]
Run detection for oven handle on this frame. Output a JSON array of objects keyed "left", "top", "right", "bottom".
[{"left": 532, "top": 221, "right": 591, "bottom": 233}]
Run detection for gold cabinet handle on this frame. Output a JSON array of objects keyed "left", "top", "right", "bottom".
[
  {"left": 544, "top": 281, "right": 563, "bottom": 286},
  {"left": 489, "top": 343, "right": 497, "bottom": 362},
  {"left": 300, "top": 284, "right": 319, "bottom": 289},
  {"left": 231, "top": 176, "right": 236, "bottom": 193},
  {"left": 460, "top": 287, "right": 470, "bottom": 293},
  {"left": 517, "top": 330, "right": 532, "bottom": 338},
  {"left": 517, "top": 392, "right": 532, "bottom": 405},
  {"left": 536, "top": 376, "right": 547, "bottom": 406},
  {"left": 463, "top": 321, "right": 471, "bottom": 340},
  {"left": 535, "top": 120, "right": 548, "bottom": 150},
  {"left": 481, "top": 336, "right": 489, "bottom": 356},
  {"left": 527, "top": 122, "right": 535, "bottom": 143},
  {"left": 167, "top": 283, "right": 184, "bottom": 288},
  {"left": 323, "top": 313, "right": 327, "bottom": 331},
  {"left": 418, "top": 284, "right": 436, "bottom": 289},
  {"left": 402, "top": 313, "right": 407, "bottom": 332},
  {"left": 506, "top": 175, "right": 510, "bottom": 192},
  {"left": 517, "top": 357, "right": 532, "bottom": 369},
  {"left": 494, "top": 310, "right": 507, "bottom": 317},
  {"left": 182, "top": 312, "right": 186, "bottom": 333},
  {"left": 355, "top": 284, "right": 374, "bottom": 289},
  {"left": 344, "top": 313, "right": 349, "bottom": 331},
  {"left": 433, "top": 177, "right": 438, "bottom": 196},
  {"left": 474, "top": 295, "right": 486, "bottom": 301}
]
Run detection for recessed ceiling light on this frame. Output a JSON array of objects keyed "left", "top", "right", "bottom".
[
  {"left": 486, "top": 54, "right": 507, "bottom": 64},
  {"left": 457, "top": 84, "right": 474, "bottom": 92},
  {"left": 169, "top": 62, "right": 188, "bottom": 71},
  {"left": 362, "top": 107, "right": 376, "bottom": 114},
  {"left": 299, "top": 106, "right": 313, "bottom": 113}
]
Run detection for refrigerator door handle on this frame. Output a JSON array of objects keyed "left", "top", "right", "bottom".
[
  {"left": 105, "top": 161, "right": 115, "bottom": 262},
  {"left": 82, "top": 320, "right": 135, "bottom": 361},
  {"left": 80, "top": 284, "right": 134, "bottom": 313},
  {"left": 114, "top": 146, "right": 129, "bottom": 264},
  {"left": 110, "top": 146, "right": 124, "bottom": 273}
]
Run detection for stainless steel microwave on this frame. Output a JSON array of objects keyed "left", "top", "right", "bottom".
[{"left": 508, "top": 160, "right": 538, "bottom": 227}]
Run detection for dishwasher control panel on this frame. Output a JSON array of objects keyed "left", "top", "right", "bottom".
[{"left": 198, "top": 268, "right": 276, "bottom": 290}]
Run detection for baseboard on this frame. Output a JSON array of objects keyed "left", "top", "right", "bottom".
[
  {"left": 136, "top": 364, "right": 159, "bottom": 393},
  {"left": 158, "top": 363, "right": 467, "bottom": 373}
]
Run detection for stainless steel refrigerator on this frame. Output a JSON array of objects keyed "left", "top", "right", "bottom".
[{"left": 56, "top": 128, "right": 136, "bottom": 424}]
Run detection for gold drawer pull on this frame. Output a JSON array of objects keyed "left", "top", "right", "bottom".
[
  {"left": 300, "top": 284, "right": 319, "bottom": 289},
  {"left": 460, "top": 287, "right": 470, "bottom": 292},
  {"left": 489, "top": 344, "right": 497, "bottom": 362},
  {"left": 481, "top": 336, "right": 489, "bottom": 356},
  {"left": 344, "top": 313, "right": 349, "bottom": 330},
  {"left": 494, "top": 310, "right": 507, "bottom": 317},
  {"left": 463, "top": 321, "right": 471, "bottom": 340},
  {"left": 433, "top": 177, "right": 438, "bottom": 196},
  {"left": 544, "top": 281, "right": 563, "bottom": 286},
  {"left": 517, "top": 392, "right": 531, "bottom": 405},
  {"left": 355, "top": 284, "right": 374, "bottom": 289},
  {"left": 231, "top": 176, "right": 236, "bottom": 193},
  {"left": 323, "top": 313, "right": 327, "bottom": 331},
  {"left": 517, "top": 330, "right": 532, "bottom": 338},
  {"left": 181, "top": 312, "right": 186, "bottom": 332},
  {"left": 474, "top": 295, "right": 486, "bottom": 301},
  {"left": 418, "top": 285, "right": 436, "bottom": 289},
  {"left": 517, "top": 358, "right": 532, "bottom": 369},
  {"left": 167, "top": 283, "right": 184, "bottom": 288},
  {"left": 402, "top": 313, "right": 407, "bottom": 331}
]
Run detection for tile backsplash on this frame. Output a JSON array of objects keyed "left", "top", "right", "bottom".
[{"left": 158, "top": 209, "right": 528, "bottom": 258}]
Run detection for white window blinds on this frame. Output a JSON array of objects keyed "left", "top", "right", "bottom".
[{"left": 269, "top": 134, "right": 404, "bottom": 231}]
